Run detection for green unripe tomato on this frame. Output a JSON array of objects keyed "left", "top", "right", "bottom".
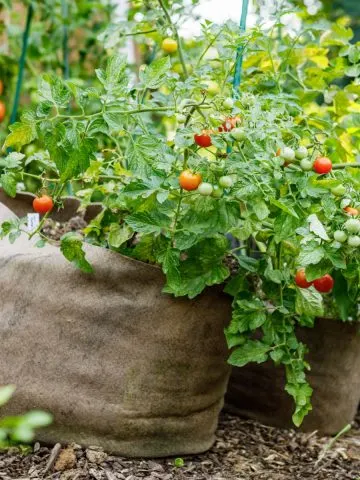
[
  {"left": 344, "top": 218, "right": 360, "bottom": 234},
  {"left": 209, "top": 160, "right": 225, "bottom": 172},
  {"left": 223, "top": 97, "right": 234, "bottom": 109},
  {"left": 176, "top": 113, "right": 186, "bottom": 124},
  {"left": 348, "top": 235, "right": 360, "bottom": 247},
  {"left": 197, "top": 182, "right": 213, "bottom": 196},
  {"left": 282, "top": 147, "right": 296, "bottom": 162},
  {"left": 232, "top": 128, "right": 246, "bottom": 141},
  {"left": 333, "top": 230, "right": 347, "bottom": 243},
  {"left": 300, "top": 159, "right": 313, "bottom": 171},
  {"left": 295, "top": 146, "right": 308, "bottom": 159},
  {"left": 212, "top": 185, "right": 224, "bottom": 198},
  {"left": 205, "top": 80, "right": 220, "bottom": 96},
  {"left": 331, "top": 184, "right": 346, "bottom": 197},
  {"left": 219, "top": 175, "right": 233, "bottom": 188}
]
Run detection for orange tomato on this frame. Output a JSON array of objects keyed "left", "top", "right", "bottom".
[
  {"left": 0, "top": 101, "right": 6, "bottom": 123},
  {"left": 179, "top": 170, "right": 202, "bottom": 191},
  {"left": 344, "top": 206, "right": 359, "bottom": 216},
  {"left": 33, "top": 195, "right": 54, "bottom": 215}
]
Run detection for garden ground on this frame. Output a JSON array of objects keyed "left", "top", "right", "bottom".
[{"left": 0, "top": 412, "right": 359, "bottom": 480}]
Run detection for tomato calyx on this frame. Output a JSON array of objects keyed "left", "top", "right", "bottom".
[{"left": 179, "top": 170, "right": 202, "bottom": 191}]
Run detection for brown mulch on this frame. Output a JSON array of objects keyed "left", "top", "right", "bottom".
[
  {"left": 1, "top": 413, "right": 359, "bottom": 480},
  {"left": 42, "top": 216, "right": 88, "bottom": 242}
]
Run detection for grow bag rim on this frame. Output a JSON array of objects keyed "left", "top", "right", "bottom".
[{"left": 0, "top": 190, "right": 167, "bottom": 275}]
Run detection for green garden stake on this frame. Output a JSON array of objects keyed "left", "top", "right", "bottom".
[
  {"left": 61, "top": 0, "right": 70, "bottom": 80},
  {"left": 61, "top": 0, "right": 73, "bottom": 196},
  {"left": 9, "top": 3, "right": 34, "bottom": 126},
  {"left": 232, "top": 0, "right": 249, "bottom": 97}
]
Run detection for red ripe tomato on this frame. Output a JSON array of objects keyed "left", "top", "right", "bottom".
[
  {"left": 313, "top": 274, "right": 334, "bottom": 293},
  {"left": 194, "top": 131, "right": 212, "bottom": 148},
  {"left": 0, "top": 101, "right": 6, "bottom": 123},
  {"left": 33, "top": 195, "right": 54, "bottom": 215},
  {"left": 313, "top": 156, "right": 332, "bottom": 174},
  {"left": 0, "top": 80, "right": 3, "bottom": 96},
  {"left": 218, "top": 116, "right": 241, "bottom": 132},
  {"left": 179, "top": 170, "right": 202, "bottom": 191},
  {"left": 344, "top": 206, "right": 359, "bottom": 216},
  {"left": 295, "top": 269, "right": 313, "bottom": 288}
]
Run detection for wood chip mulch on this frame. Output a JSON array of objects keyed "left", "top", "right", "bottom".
[{"left": 0, "top": 413, "right": 359, "bottom": 480}]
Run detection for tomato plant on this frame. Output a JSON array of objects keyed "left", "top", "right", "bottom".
[{"left": 1, "top": 1, "right": 360, "bottom": 429}]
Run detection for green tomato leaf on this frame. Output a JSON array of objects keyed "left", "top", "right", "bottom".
[
  {"left": 333, "top": 271, "right": 352, "bottom": 321},
  {"left": 307, "top": 214, "right": 330, "bottom": 241},
  {"left": 4, "top": 122, "right": 37, "bottom": 150},
  {"left": 295, "top": 287, "right": 324, "bottom": 317},
  {"left": 270, "top": 197, "right": 299, "bottom": 218},
  {"left": 60, "top": 233, "right": 93, "bottom": 273},
  {"left": 108, "top": 223, "right": 133, "bottom": 248},
  {"left": 139, "top": 57, "right": 171, "bottom": 89},
  {"left": 228, "top": 340, "right": 270, "bottom": 367},
  {"left": 0, "top": 173, "right": 17, "bottom": 198},
  {"left": 297, "top": 243, "right": 325, "bottom": 266},
  {"left": 125, "top": 211, "right": 171, "bottom": 234}
]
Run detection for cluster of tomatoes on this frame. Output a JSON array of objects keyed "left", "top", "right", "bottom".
[
  {"left": 194, "top": 112, "right": 242, "bottom": 149},
  {"left": 295, "top": 269, "right": 334, "bottom": 293},
  {"left": 276, "top": 145, "right": 333, "bottom": 174},
  {"left": 179, "top": 170, "right": 233, "bottom": 198},
  {"left": 333, "top": 218, "right": 360, "bottom": 248},
  {"left": 0, "top": 80, "right": 5, "bottom": 123}
]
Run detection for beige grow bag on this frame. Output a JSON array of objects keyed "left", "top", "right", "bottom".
[
  {"left": 226, "top": 317, "right": 360, "bottom": 434},
  {"left": 0, "top": 192, "right": 231, "bottom": 457}
]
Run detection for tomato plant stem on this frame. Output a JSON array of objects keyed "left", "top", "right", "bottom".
[
  {"left": 157, "top": 0, "right": 189, "bottom": 77},
  {"left": 333, "top": 163, "right": 360, "bottom": 169}
]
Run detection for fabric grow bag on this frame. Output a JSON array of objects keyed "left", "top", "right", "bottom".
[
  {"left": 0, "top": 193, "right": 231, "bottom": 457},
  {"left": 226, "top": 317, "right": 360, "bottom": 434}
]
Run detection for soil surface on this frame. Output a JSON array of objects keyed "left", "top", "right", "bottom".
[{"left": 0, "top": 413, "right": 359, "bottom": 480}]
